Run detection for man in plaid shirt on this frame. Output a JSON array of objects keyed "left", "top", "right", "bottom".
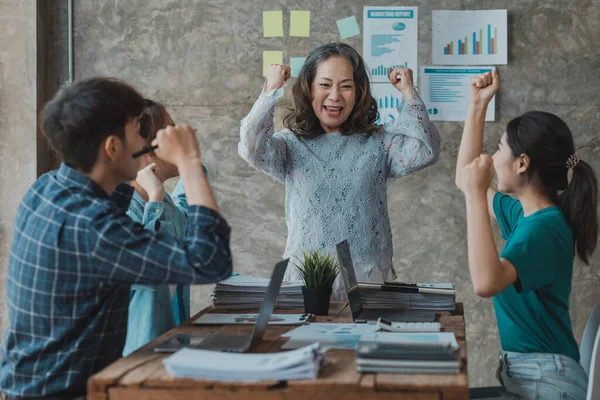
[{"left": 0, "top": 78, "right": 232, "bottom": 400}]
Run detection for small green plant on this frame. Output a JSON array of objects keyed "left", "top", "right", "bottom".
[{"left": 295, "top": 250, "right": 339, "bottom": 290}]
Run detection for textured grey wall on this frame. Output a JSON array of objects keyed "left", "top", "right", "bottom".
[
  {"left": 0, "top": 0, "right": 38, "bottom": 332},
  {"left": 1, "top": 0, "right": 598, "bottom": 388}
]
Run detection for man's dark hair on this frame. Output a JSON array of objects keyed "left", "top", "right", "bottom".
[{"left": 41, "top": 77, "right": 145, "bottom": 172}]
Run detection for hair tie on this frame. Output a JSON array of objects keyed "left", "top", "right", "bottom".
[{"left": 565, "top": 154, "right": 580, "bottom": 169}]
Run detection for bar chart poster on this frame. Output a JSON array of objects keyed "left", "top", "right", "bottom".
[
  {"left": 363, "top": 6, "right": 418, "bottom": 84},
  {"left": 420, "top": 67, "right": 495, "bottom": 121},
  {"left": 432, "top": 10, "right": 507, "bottom": 65},
  {"left": 370, "top": 84, "right": 403, "bottom": 125}
]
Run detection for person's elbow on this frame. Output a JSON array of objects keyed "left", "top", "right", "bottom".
[
  {"left": 423, "top": 130, "right": 442, "bottom": 169},
  {"left": 429, "top": 146, "right": 441, "bottom": 166},
  {"left": 238, "top": 140, "right": 250, "bottom": 160},
  {"left": 419, "top": 146, "right": 441, "bottom": 170},
  {"left": 472, "top": 277, "right": 502, "bottom": 298},
  {"left": 204, "top": 236, "right": 233, "bottom": 282},
  {"left": 187, "top": 222, "right": 234, "bottom": 284},
  {"left": 192, "top": 246, "right": 233, "bottom": 284},
  {"left": 473, "top": 283, "right": 496, "bottom": 298},
  {"left": 213, "top": 257, "right": 233, "bottom": 282},
  {"left": 455, "top": 174, "right": 464, "bottom": 192},
  {"left": 428, "top": 126, "right": 442, "bottom": 166}
]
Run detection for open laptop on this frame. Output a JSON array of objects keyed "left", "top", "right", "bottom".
[
  {"left": 154, "top": 259, "right": 288, "bottom": 353},
  {"left": 335, "top": 240, "right": 435, "bottom": 323}
]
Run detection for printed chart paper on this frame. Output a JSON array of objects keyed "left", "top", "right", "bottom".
[
  {"left": 420, "top": 66, "right": 495, "bottom": 121},
  {"left": 363, "top": 6, "right": 419, "bottom": 84},
  {"left": 432, "top": 10, "right": 507, "bottom": 65},
  {"left": 370, "top": 84, "right": 404, "bottom": 125}
]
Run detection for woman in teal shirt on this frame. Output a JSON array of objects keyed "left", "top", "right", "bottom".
[
  {"left": 455, "top": 69, "right": 597, "bottom": 399},
  {"left": 122, "top": 99, "right": 194, "bottom": 356}
]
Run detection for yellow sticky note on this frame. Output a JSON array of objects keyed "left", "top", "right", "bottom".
[
  {"left": 263, "top": 11, "right": 283, "bottom": 37},
  {"left": 263, "top": 51, "right": 283, "bottom": 76},
  {"left": 290, "top": 10, "right": 310, "bottom": 37}
]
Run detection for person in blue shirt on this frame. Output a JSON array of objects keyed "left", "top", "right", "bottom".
[
  {"left": 0, "top": 78, "right": 232, "bottom": 400},
  {"left": 456, "top": 69, "right": 596, "bottom": 399},
  {"left": 123, "top": 99, "right": 203, "bottom": 356}
]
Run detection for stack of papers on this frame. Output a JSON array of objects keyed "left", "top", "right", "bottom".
[
  {"left": 163, "top": 343, "right": 324, "bottom": 382},
  {"left": 359, "top": 283, "right": 456, "bottom": 312},
  {"left": 281, "top": 323, "right": 380, "bottom": 350},
  {"left": 356, "top": 332, "right": 461, "bottom": 374},
  {"left": 212, "top": 275, "right": 304, "bottom": 309}
]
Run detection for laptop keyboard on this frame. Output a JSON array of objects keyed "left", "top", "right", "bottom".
[{"left": 199, "top": 334, "right": 250, "bottom": 351}]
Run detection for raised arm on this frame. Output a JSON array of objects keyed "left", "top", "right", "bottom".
[
  {"left": 151, "top": 125, "right": 218, "bottom": 212},
  {"left": 380, "top": 67, "right": 441, "bottom": 177},
  {"left": 238, "top": 64, "right": 291, "bottom": 184},
  {"left": 91, "top": 125, "right": 232, "bottom": 285},
  {"left": 171, "top": 164, "right": 208, "bottom": 215},
  {"left": 129, "top": 163, "right": 170, "bottom": 231},
  {"left": 90, "top": 205, "right": 231, "bottom": 286},
  {"left": 456, "top": 70, "right": 518, "bottom": 297},
  {"left": 455, "top": 68, "right": 499, "bottom": 217}
]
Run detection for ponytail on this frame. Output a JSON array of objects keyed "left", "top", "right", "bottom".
[{"left": 557, "top": 160, "right": 599, "bottom": 264}]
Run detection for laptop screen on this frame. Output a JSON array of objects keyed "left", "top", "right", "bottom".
[
  {"left": 247, "top": 259, "right": 289, "bottom": 349},
  {"left": 335, "top": 240, "right": 363, "bottom": 320}
]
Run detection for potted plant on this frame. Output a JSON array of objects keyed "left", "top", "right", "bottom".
[{"left": 296, "top": 250, "right": 339, "bottom": 315}]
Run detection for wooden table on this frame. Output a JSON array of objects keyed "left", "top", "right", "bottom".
[{"left": 88, "top": 302, "right": 468, "bottom": 400}]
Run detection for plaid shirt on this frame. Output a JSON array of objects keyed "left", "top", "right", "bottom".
[{"left": 0, "top": 164, "right": 232, "bottom": 397}]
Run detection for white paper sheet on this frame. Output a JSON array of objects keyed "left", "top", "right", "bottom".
[
  {"left": 218, "top": 275, "right": 303, "bottom": 288},
  {"left": 281, "top": 323, "right": 380, "bottom": 349},
  {"left": 420, "top": 66, "right": 495, "bottom": 121},
  {"left": 360, "top": 332, "right": 459, "bottom": 350},
  {"left": 163, "top": 342, "right": 321, "bottom": 374},
  {"left": 370, "top": 83, "right": 403, "bottom": 125},
  {"left": 363, "top": 6, "right": 419, "bottom": 84},
  {"left": 432, "top": 9, "right": 507, "bottom": 65}
]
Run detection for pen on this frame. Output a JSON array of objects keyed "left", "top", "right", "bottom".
[{"left": 132, "top": 145, "right": 158, "bottom": 158}]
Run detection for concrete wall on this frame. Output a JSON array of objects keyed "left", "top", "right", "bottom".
[
  {"left": 1, "top": 0, "right": 599, "bottom": 387},
  {"left": 0, "top": 0, "right": 38, "bottom": 332}
]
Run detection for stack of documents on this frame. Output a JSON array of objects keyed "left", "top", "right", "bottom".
[
  {"left": 356, "top": 332, "right": 461, "bottom": 374},
  {"left": 163, "top": 343, "right": 324, "bottom": 381},
  {"left": 212, "top": 275, "right": 304, "bottom": 309},
  {"left": 359, "top": 283, "right": 455, "bottom": 312},
  {"left": 281, "top": 323, "right": 380, "bottom": 350}
]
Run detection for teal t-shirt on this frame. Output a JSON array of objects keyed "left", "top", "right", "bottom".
[{"left": 492, "top": 192, "right": 580, "bottom": 362}]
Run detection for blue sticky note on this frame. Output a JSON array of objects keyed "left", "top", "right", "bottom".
[
  {"left": 337, "top": 16, "right": 360, "bottom": 40},
  {"left": 290, "top": 57, "right": 306, "bottom": 78}
]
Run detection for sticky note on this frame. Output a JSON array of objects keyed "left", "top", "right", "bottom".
[
  {"left": 290, "top": 57, "right": 306, "bottom": 77},
  {"left": 263, "top": 51, "right": 283, "bottom": 76},
  {"left": 290, "top": 10, "right": 310, "bottom": 37},
  {"left": 337, "top": 16, "right": 360, "bottom": 39},
  {"left": 263, "top": 11, "right": 283, "bottom": 37}
]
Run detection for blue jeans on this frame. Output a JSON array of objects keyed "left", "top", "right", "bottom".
[{"left": 472, "top": 351, "right": 588, "bottom": 399}]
